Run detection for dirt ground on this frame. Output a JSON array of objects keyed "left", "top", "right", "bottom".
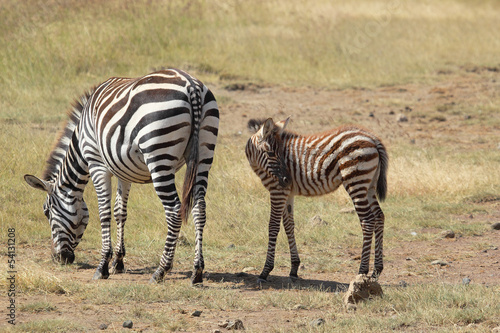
[{"left": 10, "top": 69, "right": 500, "bottom": 331}]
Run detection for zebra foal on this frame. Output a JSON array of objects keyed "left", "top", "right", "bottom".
[
  {"left": 24, "top": 69, "right": 219, "bottom": 284},
  {"left": 245, "top": 118, "right": 388, "bottom": 282}
]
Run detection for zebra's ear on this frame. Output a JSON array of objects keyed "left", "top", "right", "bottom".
[
  {"left": 24, "top": 174, "right": 50, "bottom": 192},
  {"left": 275, "top": 117, "right": 291, "bottom": 133},
  {"left": 261, "top": 118, "right": 275, "bottom": 139}
]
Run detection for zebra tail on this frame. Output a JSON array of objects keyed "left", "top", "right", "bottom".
[
  {"left": 376, "top": 141, "right": 389, "bottom": 202},
  {"left": 180, "top": 84, "right": 202, "bottom": 223}
]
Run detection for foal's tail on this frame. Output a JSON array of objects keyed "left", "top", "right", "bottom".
[{"left": 376, "top": 141, "right": 389, "bottom": 202}]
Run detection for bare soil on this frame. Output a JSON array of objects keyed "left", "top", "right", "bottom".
[{"left": 8, "top": 69, "right": 500, "bottom": 332}]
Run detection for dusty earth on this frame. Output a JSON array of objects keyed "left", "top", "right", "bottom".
[{"left": 7, "top": 68, "right": 500, "bottom": 331}]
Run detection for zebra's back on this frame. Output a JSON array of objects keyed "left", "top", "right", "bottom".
[
  {"left": 283, "top": 126, "right": 385, "bottom": 197},
  {"left": 81, "top": 69, "right": 217, "bottom": 184}
]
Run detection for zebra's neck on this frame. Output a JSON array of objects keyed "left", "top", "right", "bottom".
[
  {"left": 43, "top": 91, "right": 92, "bottom": 197},
  {"left": 53, "top": 124, "right": 90, "bottom": 197}
]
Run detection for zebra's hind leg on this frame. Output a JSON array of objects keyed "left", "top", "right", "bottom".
[
  {"left": 369, "top": 188, "right": 385, "bottom": 279},
  {"left": 111, "top": 180, "right": 131, "bottom": 274},
  {"left": 347, "top": 189, "right": 376, "bottom": 276},
  {"left": 190, "top": 196, "right": 206, "bottom": 285},
  {"left": 89, "top": 168, "right": 113, "bottom": 280},
  {"left": 259, "top": 193, "right": 287, "bottom": 283},
  {"left": 150, "top": 198, "right": 182, "bottom": 283},
  {"left": 282, "top": 196, "right": 300, "bottom": 280}
]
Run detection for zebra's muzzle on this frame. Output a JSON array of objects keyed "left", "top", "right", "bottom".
[{"left": 53, "top": 249, "right": 75, "bottom": 265}]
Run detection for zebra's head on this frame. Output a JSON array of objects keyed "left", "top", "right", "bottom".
[
  {"left": 246, "top": 117, "right": 292, "bottom": 189},
  {"left": 24, "top": 174, "right": 89, "bottom": 264}
]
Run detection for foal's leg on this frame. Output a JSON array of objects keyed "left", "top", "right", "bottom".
[
  {"left": 282, "top": 196, "right": 301, "bottom": 280},
  {"left": 368, "top": 185, "right": 385, "bottom": 278},
  {"left": 258, "top": 192, "right": 287, "bottom": 282},
  {"left": 111, "top": 180, "right": 131, "bottom": 274},
  {"left": 344, "top": 183, "right": 376, "bottom": 276}
]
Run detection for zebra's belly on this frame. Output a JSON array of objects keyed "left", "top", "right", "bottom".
[
  {"left": 105, "top": 147, "right": 153, "bottom": 184},
  {"left": 293, "top": 175, "right": 343, "bottom": 197}
]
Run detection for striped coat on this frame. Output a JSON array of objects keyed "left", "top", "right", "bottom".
[
  {"left": 25, "top": 69, "right": 219, "bottom": 284},
  {"left": 245, "top": 118, "right": 388, "bottom": 281}
]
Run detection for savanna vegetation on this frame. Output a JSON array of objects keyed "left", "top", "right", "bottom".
[{"left": 1, "top": 0, "right": 499, "bottom": 332}]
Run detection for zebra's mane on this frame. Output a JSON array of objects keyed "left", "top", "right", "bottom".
[{"left": 42, "top": 89, "right": 94, "bottom": 182}]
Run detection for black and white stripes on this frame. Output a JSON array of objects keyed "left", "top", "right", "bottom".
[
  {"left": 245, "top": 118, "right": 388, "bottom": 281},
  {"left": 25, "top": 69, "right": 219, "bottom": 284}
]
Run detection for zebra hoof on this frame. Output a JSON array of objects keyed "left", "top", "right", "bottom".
[
  {"left": 191, "top": 268, "right": 203, "bottom": 285},
  {"left": 110, "top": 260, "right": 125, "bottom": 274},
  {"left": 92, "top": 270, "right": 109, "bottom": 280},
  {"left": 149, "top": 269, "right": 165, "bottom": 284},
  {"left": 289, "top": 274, "right": 299, "bottom": 282}
]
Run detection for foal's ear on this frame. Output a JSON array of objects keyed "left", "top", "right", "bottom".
[
  {"left": 24, "top": 174, "right": 50, "bottom": 192},
  {"left": 261, "top": 118, "right": 275, "bottom": 139},
  {"left": 275, "top": 117, "right": 291, "bottom": 134}
]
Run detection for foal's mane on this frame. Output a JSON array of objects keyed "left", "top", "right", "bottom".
[{"left": 42, "top": 89, "right": 94, "bottom": 182}]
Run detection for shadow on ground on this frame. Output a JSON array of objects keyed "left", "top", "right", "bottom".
[{"left": 205, "top": 271, "right": 349, "bottom": 292}]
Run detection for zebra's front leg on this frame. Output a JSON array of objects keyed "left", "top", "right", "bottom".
[
  {"left": 150, "top": 199, "right": 182, "bottom": 283},
  {"left": 191, "top": 197, "right": 206, "bottom": 285},
  {"left": 259, "top": 194, "right": 286, "bottom": 283},
  {"left": 111, "top": 180, "right": 131, "bottom": 274},
  {"left": 282, "top": 196, "right": 300, "bottom": 280},
  {"left": 90, "top": 169, "right": 113, "bottom": 280}
]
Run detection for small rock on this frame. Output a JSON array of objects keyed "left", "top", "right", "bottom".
[
  {"left": 227, "top": 244, "right": 235, "bottom": 249},
  {"left": 491, "top": 222, "right": 500, "bottom": 230},
  {"left": 123, "top": 320, "right": 133, "bottom": 329},
  {"left": 410, "top": 231, "right": 417, "bottom": 236},
  {"left": 397, "top": 114, "right": 408, "bottom": 122},
  {"left": 213, "top": 330, "right": 222, "bottom": 333},
  {"left": 431, "top": 260, "right": 449, "bottom": 266},
  {"left": 192, "top": 310, "right": 202, "bottom": 317},
  {"left": 440, "top": 230, "right": 455, "bottom": 239},
  {"left": 293, "top": 304, "right": 306, "bottom": 310},
  {"left": 242, "top": 267, "right": 256, "bottom": 273},
  {"left": 310, "top": 318, "right": 325, "bottom": 327},
  {"left": 343, "top": 274, "right": 383, "bottom": 306},
  {"left": 223, "top": 319, "right": 244, "bottom": 330},
  {"left": 99, "top": 323, "right": 108, "bottom": 330},
  {"left": 310, "top": 215, "right": 328, "bottom": 225},
  {"left": 339, "top": 207, "right": 355, "bottom": 214},
  {"left": 346, "top": 303, "right": 357, "bottom": 311},
  {"left": 398, "top": 280, "right": 408, "bottom": 288},
  {"left": 369, "top": 112, "right": 375, "bottom": 117},
  {"left": 462, "top": 277, "right": 471, "bottom": 285}
]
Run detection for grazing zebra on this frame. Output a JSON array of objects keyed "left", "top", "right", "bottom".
[
  {"left": 245, "top": 118, "right": 388, "bottom": 282},
  {"left": 24, "top": 69, "right": 219, "bottom": 284}
]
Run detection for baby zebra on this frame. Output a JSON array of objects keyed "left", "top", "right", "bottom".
[{"left": 245, "top": 118, "right": 388, "bottom": 282}]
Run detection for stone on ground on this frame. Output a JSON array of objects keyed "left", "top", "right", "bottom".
[{"left": 343, "top": 274, "right": 383, "bottom": 308}]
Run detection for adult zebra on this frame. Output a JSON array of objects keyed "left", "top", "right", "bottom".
[
  {"left": 245, "top": 118, "right": 388, "bottom": 282},
  {"left": 24, "top": 68, "right": 219, "bottom": 284}
]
